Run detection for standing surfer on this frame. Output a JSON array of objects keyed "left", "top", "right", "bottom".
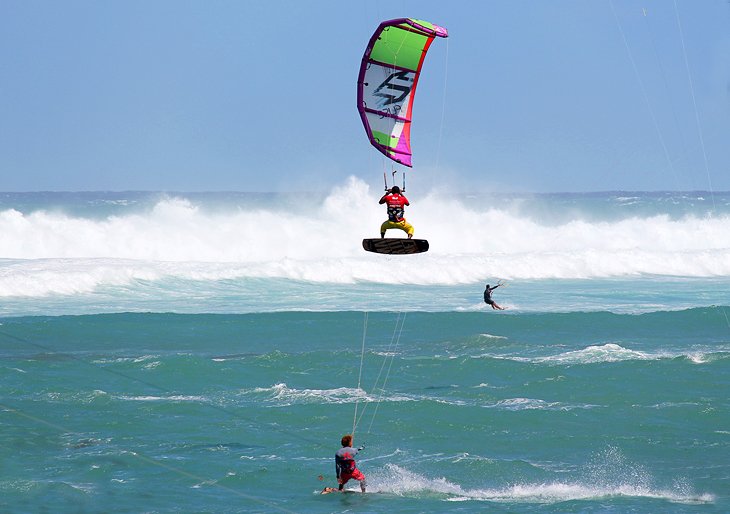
[
  {"left": 331, "top": 434, "right": 366, "bottom": 493},
  {"left": 484, "top": 282, "right": 506, "bottom": 310}
]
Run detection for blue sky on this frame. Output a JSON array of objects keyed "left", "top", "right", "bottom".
[{"left": 1, "top": 0, "right": 728, "bottom": 193}]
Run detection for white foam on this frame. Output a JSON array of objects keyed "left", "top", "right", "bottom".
[
  {"left": 478, "top": 333, "right": 508, "bottom": 340},
  {"left": 472, "top": 343, "right": 725, "bottom": 366},
  {"left": 117, "top": 395, "right": 208, "bottom": 402},
  {"left": 686, "top": 352, "right": 709, "bottom": 364},
  {"left": 484, "top": 397, "right": 595, "bottom": 411},
  {"left": 491, "top": 398, "right": 562, "bottom": 410},
  {"left": 540, "top": 343, "right": 653, "bottom": 364},
  {"left": 525, "top": 344, "right": 724, "bottom": 365},
  {"left": 91, "top": 355, "right": 159, "bottom": 364},
  {"left": 369, "top": 458, "right": 714, "bottom": 504},
  {"left": 1, "top": 181, "right": 730, "bottom": 297},
  {"left": 245, "top": 383, "right": 415, "bottom": 406},
  {"left": 481, "top": 343, "right": 695, "bottom": 365}
]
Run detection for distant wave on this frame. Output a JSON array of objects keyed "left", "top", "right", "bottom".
[
  {"left": 487, "top": 398, "right": 596, "bottom": 411},
  {"left": 2, "top": 180, "right": 730, "bottom": 290},
  {"left": 244, "top": 383, "right": 415, "bottom": 406},
  {"left": 477, "top": 333, "right": 508, "bottom": 340},
  {"left": 240, "top": 384, "right": 600, "bottom": 410},
  {"left": 117, "top": 394, "right": 208, "bottom": 402},
  {"left": 482, "top": 343, "right": 729, "bottom": 365},
  {"left": 4, "top": 182, "right": 730, "bottom": 314},
  {"left": 535, "top": 343, "right": 656, "bottom": 364}
]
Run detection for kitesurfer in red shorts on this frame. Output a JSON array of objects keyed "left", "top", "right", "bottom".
[{"left": 335, "top": 434, "right": 366, "bottom": 492}]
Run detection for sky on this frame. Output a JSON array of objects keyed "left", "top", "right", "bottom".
[{"left": 1, "top": 0, "right": 728, "bottom": 193}]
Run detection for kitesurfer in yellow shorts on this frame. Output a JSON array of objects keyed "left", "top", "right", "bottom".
[{"left": 379, "top": 186, "right": 414, "bottom": 238}]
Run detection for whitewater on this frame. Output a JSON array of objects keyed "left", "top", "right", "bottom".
[{"left": 1, "top": 180, "right": 730, "bottom": 315}]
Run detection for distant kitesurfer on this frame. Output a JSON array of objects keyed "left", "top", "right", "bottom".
[
  {"left": 379, "top": 186, "right": 414, "bottom": 239},
  {"left": 334, "top": 434, "right": 366, "bottom": 492},
  {"left": 484, "top": 282, "right": 506, "bottom": 310}
]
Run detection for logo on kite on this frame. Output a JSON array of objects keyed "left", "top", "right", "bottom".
[{"left": 374, "top": 71, "right": 414, "bottom": 107}]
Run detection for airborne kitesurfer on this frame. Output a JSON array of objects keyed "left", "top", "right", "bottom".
[{"left": 379, "top": 186, "right": 414, "bottom": 239}]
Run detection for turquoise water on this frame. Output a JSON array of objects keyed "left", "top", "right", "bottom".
[
  {"left": 1, "top": 190, "right": 729, "bottom": 512},
  {"left": 1, "top": 310, "right": 727, "bottom": 512}
]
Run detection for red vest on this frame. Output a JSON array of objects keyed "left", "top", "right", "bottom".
[{"left": 384, "top": 193, "right": 408, "bottom": 221}]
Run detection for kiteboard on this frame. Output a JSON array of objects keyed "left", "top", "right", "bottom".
[
  {"left": 362, "top": 238, "right": 429, "bottom": 255},
  {"left": 321, "top": 487, "right": 349, "bottom": 495},
  {"left": 320, "top": 487, "right": 370, "bottom": 495}
]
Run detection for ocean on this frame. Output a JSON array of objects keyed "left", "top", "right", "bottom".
[{"left": 1, "top": 183, "right": 729, "bottom": 513}]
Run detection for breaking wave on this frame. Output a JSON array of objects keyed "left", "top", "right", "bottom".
[{"left": 3, "top": 181, "right": 730, "bottom": 309}]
